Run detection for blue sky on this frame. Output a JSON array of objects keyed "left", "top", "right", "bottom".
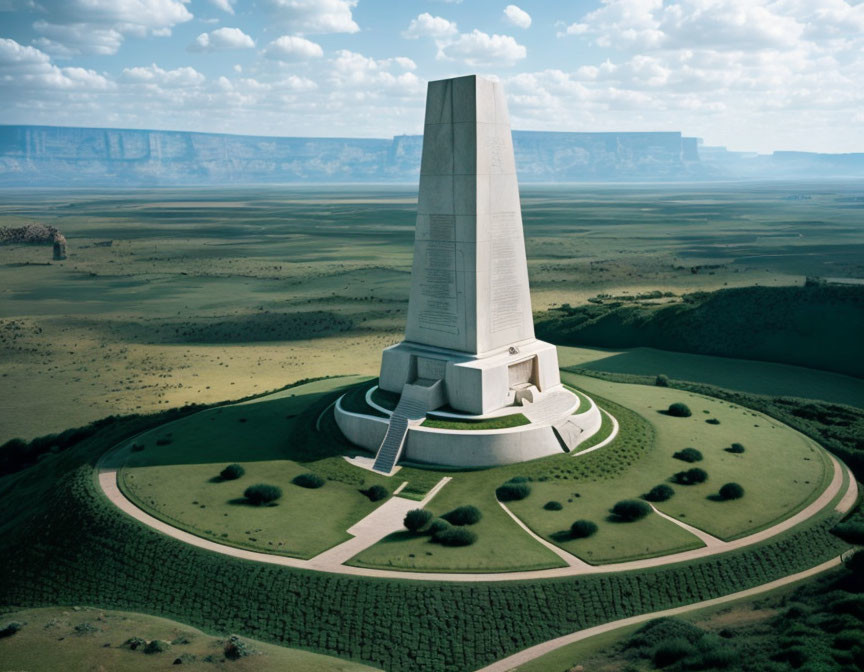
[{"left": 1, "top": 0, "right": 863, "bottom": 153}]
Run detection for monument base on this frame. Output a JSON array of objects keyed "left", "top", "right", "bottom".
[
  {"left": 379, "top": 338, "right": 561, "bottom": 416},
  {"left": 333, "top": 383, "right": 605, "bottom": 469}
]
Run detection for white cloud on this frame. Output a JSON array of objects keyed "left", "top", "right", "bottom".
[
  {"left": 263, "top": 35, "right": 323, "bottom": 61},
  {"left": 267, "top": 0, "right": 359, "bottom": 34},
  {"left": 402, "top": 13, "right": 458, "bottom": 40},
  {"left": 329, "top": 49, "right": 424, "bottom": 95},
  {"left": 438, "top": 29, "right": 527, "bottom": 67},
  {"left": 209, "top": 0, "right": 235, "bottom": 14},
  {"left": 503, "top": 5, "right": 531, "bottom": 30},
  {"left": 121, "top": 63, "right": 205, "bottom": 88},
  {"left": 188, "top": 27, "right": 255, "bottom": 52},
  {"left": 0, "top": 37, "right": 112, "bottom": 90},
  {"left": 30, "top": 0, "right": 193, "bottom": 55}
]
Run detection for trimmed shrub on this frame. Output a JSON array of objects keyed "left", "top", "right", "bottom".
[
  {"left": 496, "top": 483, "right": 531, "bottom": 502},
  {"left": 243, "top": 483, "right": 282, "bottom": 506},
  {"left": 644, "top": 484, "right": 675, "bottom": 502},
  {"left": 427, "top": 518, "right": 450, "bottom": 536},
  {"left": 726, "top": 443, "right": 746, "bottom": 454},
  {"left": 570, "top": 519, "right": 598, "bottom": 539},
  {"left": 220, "top": 464, "right": 245, "bottom": 481},
  {"left": 507, "top": 476, "right": 531, "bottom": 484},
  {"left": 0, "top": 621, "right": 23, "bottom": 639},
  {"left": 125, "top": 637, "right": 147, "bottom": 650},
  {"left": 655, "top": 374, "right": 669, "bottom": 387},
  {"left": 144, "top": 639, "right": 170, "bottom": 654},
  {"left": 544, "top": 501, "right": 564, "bottom": 511},
  {"left": 667, "top": 403, "right": 692, "bottom": 418},
  {"left": 434, "top": 527, "right": 477, "bottom": 546},
  {"left": 718, "top": 482, "right": 744, "bottom": 500},
  {"left": 224, "top": 635, "right": 251, "bottom": 660},
  {"left": 652, "top": 637, "right": 696, "bottom": 667},
  {"left": 673, "top": 447, "right": 703, "bottom": 463},
  {"left": 833, "top": 521, "right": 864, "bottom": 545},
  {"left": 706, "top": 418, "right": 721, "bottom": 425},
  {"left": 673, "top": 468, "right": 708, "bottom": 485},
  {"left": 611, "top": 499, "right": 651, "bottom": 522},
  {"left": 365, "top": 485, "right": 388, "bottom": 502},
  {"left": 442, "top": 505, "right": 482, "bottom": 526},
  {"left": 292, "top": 473, "right": 325, "bottom": 489},
  {"left": 404, "top": 509, "right": 433, "bottom": 533}
]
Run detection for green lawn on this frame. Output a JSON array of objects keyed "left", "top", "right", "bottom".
[
  {"left": 0, "top": 606, "right": 379, "bottom": 672},
  {"left": 347, "top": 475, "right": 567, "bottom": 573},
  {"left": 421, "top": 413, "right": 531, "bottom": 430},
  {"left": 557, "top": 373, "right": 831, "bottom": 541},
  {"left": 556, "top": 345, "right": 864, "bottom": 408},
  {"left": 118, "top": 376, "right": 395, "bottom": 559}
]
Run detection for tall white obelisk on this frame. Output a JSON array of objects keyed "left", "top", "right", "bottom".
[{"left": 379, "top": 75, "right": 561, "bottom": 416}]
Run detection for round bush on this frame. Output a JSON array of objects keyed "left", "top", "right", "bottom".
[
  {"left": 434, "top": 527, "right": 477, "bottom": 546},
  {"left": 427, "top": 518, "right": 450, "bottom": 536},
  {"left": 544, "top": 500, "right": 564, "bottom": 511},
  {"left": 667, "top": 402, "right": 692, "bottom": 418},
  {"left": 673, "top": 447, "right": 703, "bottom": 463},
  {"left": 652, "top": 638, "right": 696, "bottom": 667},
  {"left": 220, "top": 464, "right": 245, "bottom": 481},
  {"left": 570, "top": 519, "right": 598, "bottom": 539},
  {"left": 726, "top": 442, "right": 746, "bottom": 454},
  {"left": 365, "top": 484, "right": 389, "bottom": 502},
  {"left": 292, "top": 473, "right": 325, "bottom": 489},
  {"left": 655, "top": 374, "right": 669, "bottom": 387},
  {"left": 243, "top": 483, "right": 282, "bottom": 505},
  {"left": 673, "top": 467, "right": 708, "bottom": 485},
  {"left": 442, "top": 505, "right": 482, "bottom": 526},
  {"left": 496, "top": 483, "right": 531, "bottom": 502},
  {"left": 706, "top": 418, "right": 720, "bottom": 425},
  {"left": 610, "top": 499, "right": 651, "bottom": 521},
  {"left": 404, "top": 508, "right": 433, "bottom": 533},
  {"left": 643, "top": 484, "right": 675, "bottom": 502},
  {"left": 144, "top": 639, "right": 170, "bottom": 654},
  {"left": 718, "top": 482, "right": 744, "bottom": 500}
]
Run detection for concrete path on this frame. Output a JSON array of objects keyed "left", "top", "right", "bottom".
[
  {"left": 572, "top": 408, "right": 619, "bottom": 456},
  {"left": 97, "top": 442, "right": 856, "bottom": 582},
  {"left": 475, "top": 555, "right": 846, "bottom": 672},
  {"left": 309, "top": 477, "right": 451, "bottom": 567},
  {"left": 498, "top": 501, "right": 592, "bottom": 569},
  {"left": 649, "top": 503, "right": 725, "bottom": 548}
]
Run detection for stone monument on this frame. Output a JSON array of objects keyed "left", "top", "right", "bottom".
[{"left": 335, "top": 75, "right": 602, "bottom": 473}]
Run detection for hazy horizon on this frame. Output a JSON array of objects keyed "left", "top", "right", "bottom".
[{"left": 1, "top": 1, "right": 863, "bottom": 155}]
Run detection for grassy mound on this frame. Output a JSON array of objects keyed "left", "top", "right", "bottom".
[
  {"left": 537, "top": 284, "right": 864, "bottom": 377},
  {"left": 0, "top": 395, "right": 853, "bottom": 672}
]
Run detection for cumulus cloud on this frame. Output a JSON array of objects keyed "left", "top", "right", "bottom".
[
  {"left": 121, "top": 63, "right": 205, "bottom": 88},
  {"left": 188, "top": 27, "right": 254, "bottom": 52},
  {"left": 209, "top": 0, "right": 235, "bottom": 14},
  {"left": 0, "top": 37, "right": 112, "bottom": 90},
  {"left": 503, "top": 5, "right": 531, "bottom": 30},
  {"left": 438, "top": 29, "right": 527, "bottom": 67},
  {"left": 402, "top": 13, "right": 458, "bottom": 40},
  {"left": 267, "top": 0, "right": 359, "bottom": 34},
  {"left": 263, "top": 35, "right": 323, "bottom": 61},
  {"left": 29, "top": 0, "right": 193, "bottom": 55}
]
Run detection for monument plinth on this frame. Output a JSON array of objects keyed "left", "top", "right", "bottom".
[{"left": 335, "top": 75, "right": 602, "bottom": 472}]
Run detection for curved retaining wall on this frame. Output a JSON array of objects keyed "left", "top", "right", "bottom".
[{"left": 334, "top": 395, "right": 604, "bottom": 468}]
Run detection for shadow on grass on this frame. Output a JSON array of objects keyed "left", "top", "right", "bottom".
[
  {"left": 226, "top": 497, "right": 279, "bottom": 507},
  {"left": 376, "top": 530, "right": 431, "bottom": 545},
  {"left": 706, "top": 494, "right": 728, "bottom": 502},
  {"left": 550, "top": 530, "right": 574, "bottom": 543}
]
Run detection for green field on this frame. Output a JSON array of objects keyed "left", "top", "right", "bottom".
[
  {"left": 0, "top": 606, "right": 379, "bottom": 672},
  {"left": 2, "top": 182, "right": 863, "bottom": 443}
]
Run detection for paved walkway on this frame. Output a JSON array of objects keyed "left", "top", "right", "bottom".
[
  {"left": 572, "top": 407, "right": 619, "bottom": 456},
  {"left": 97, "top": 440, "right": 856, "bottom": 582},
  {"left": 650, "top": 503, "right": 725, "bottom": 548},
  {"left": 475, "top": 555, "right": 847, "bottom": 672}
]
